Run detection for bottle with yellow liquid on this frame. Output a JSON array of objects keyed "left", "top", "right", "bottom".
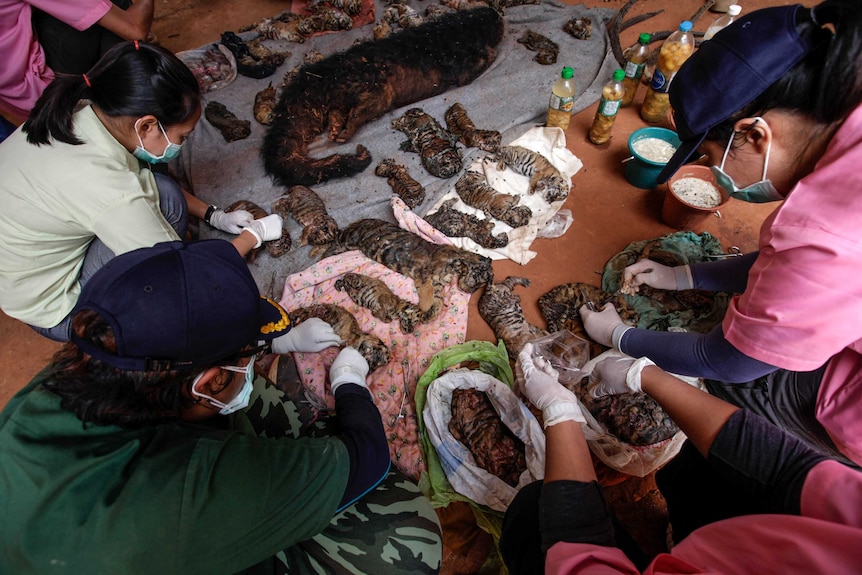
[
  {"left": 589, "top": 69, "right": 626, "bottom": 145},
  {"left": 640, "top": 21, "right": 694, "bottom": 124},
  {"left": 621, "top": 33, "right": 651, "bottom": 107},
  {"left": 546, "top": 66, "right": 576, "bottom": 131}
]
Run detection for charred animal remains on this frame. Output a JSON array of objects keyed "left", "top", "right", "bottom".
[
  {"left": 220, "top": 31, "right": 290, "bottom": 79},
  {"left": 564, "top": 16, "right": 593, "bottom": 40},
  {"left": 444, "top": 103, "right": 501, "bottom": 153},
  {"left": 204, "top": 101, "right": 251, "bottom": 142},
  {"left": 253, "top": 83, "right": 278, "bottom": 125},
  {"left": 425, "top": 198, "right": 509, "bottom": 249},
  {"left": 375, "top": 159, "right": 426, "bottom": 209},
  {"left": 225, "top": 200, "right": 292, "bottom": 260},
  {"left": 454, "top": 171, "right": 532, "bottom": 228},
  {"left": 392, "top": 108, "right": 462, "bottom": 179},
  {"left": 478, "top": 276, "right": 547, "bottom": 360},
  {"left": 323, "top": 218, "right": 493, "bottom": 321},
  {"left": 272, "top": 185, "right": 339, "bottom": 246},
  {"left": 449, "top": 388, "right": 527, "bottom": 487},
  {"left": 334, "top": 272, "right": 426, "bottom": 333},
  {"left": 495, "top": 145, "right": 569, "bottom": 203},
  {"left": 517, "top": 29, "right": 559, "bottom": 65},
  {"left": 289, "top": 304, "right": 391, "bottom": 371},
  {"left": 261, "top": 7, "right": 503, "bottom": 186}
]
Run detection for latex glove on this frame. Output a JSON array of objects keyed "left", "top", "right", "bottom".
[
  {"left": 271, "top": 317, "right": 341, "bottom": 354},
  {"left": 588, "top": 355, "right": 655, "bottom": 398},
  {"left": 242, "top": 214, "right": 284, "bottom": 248},
  {"left": 578, "top": 303, "right": 631, "bottom": 350},
  {"left": 209, "top": 208, "right": 254, "bottom": 234},
  {"left": 621, "top": 259, "right": 693, "bottom": 293},
  {"left": 329, "top": 346, "right": 369, "bottom": 394},
  {"left": 517, "top": 343, "right": 585, "bottom": 428}
]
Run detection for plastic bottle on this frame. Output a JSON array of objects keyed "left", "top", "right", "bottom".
[
  {"left": 589, "top": 69, "right": 626, "bottom": 145},
  {"left": 640, "top": 21, "right": 694, "bottom": 124},
  {"left": 546, "top": 66, "right": 576, "bottom": 131},
  {"left": 710, "top": 0, "right": 735, "bottom": 12},
  {"left": 703, "top": 5, "right": 742, "bottom": 41},
  {"left": 621, "top": 33, "right": 651, "bottom": 107}
]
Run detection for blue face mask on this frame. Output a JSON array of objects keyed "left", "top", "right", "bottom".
[
  {"left": 132, "top": 118, "right": 183, "bottom": 164},
  {"left": 191, "top": 358, "right": 255, "bottom": 415},
  {"left": 709, "top": 117, "right": 783, "bottom": 203}
]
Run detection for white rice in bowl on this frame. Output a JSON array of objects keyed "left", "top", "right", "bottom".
[
  {"left": 632, "top": 137, "right": 677, "bottom": 163},
  {"left": 671, "top": 177, "right": 722, "bottom": 208}
]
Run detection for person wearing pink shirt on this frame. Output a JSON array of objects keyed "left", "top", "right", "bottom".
[
  {"left": 0, "top": 0, "right": 153, "bottom": 125},
  {"left": 580, "top": 0, "right": 862, "bottom": 467},
  {"left": 502, "top": 345, "right": 862, "bottom": 574}
]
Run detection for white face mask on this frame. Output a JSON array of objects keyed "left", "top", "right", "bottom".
[
  {"left": 132, "top": 118, "right": 183, "bottom": 164},
  {"left": 191, "top": 359, "right": 255, "bottom": 415},
  {"left": 709, "top": 117, "right": 783, "bottom": 203}
]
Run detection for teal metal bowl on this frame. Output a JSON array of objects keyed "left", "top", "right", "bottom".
[{"left": 625, "top": 127, "right": 682, "bottom": 189}]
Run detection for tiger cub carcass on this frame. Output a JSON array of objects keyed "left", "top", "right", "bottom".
[{"left": 478, "top": 276, "right": 547, "bottom": 360}]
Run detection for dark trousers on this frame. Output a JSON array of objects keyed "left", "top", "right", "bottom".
[{"left": 32, "top": 0, "right": 132, "bottom": 75}]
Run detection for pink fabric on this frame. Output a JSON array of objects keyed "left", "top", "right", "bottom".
[
  {"left": 722, "top": 103, "right": 862, "bottom": 464},
  {"left": 801, "top": 459, "right": 862, "bottom": 526},
  {"left": 547, "top": 515, "right": 862, "bottom": 574},
  {"left": 278, "top": 200, "right": 469, "bottom": 480},
  {"left": 0, "top": 0, "right": 111, "bottom": 120}
]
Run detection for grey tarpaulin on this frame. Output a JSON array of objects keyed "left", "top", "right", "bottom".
[{"left": 176, "top": 0, "right": 618, "bottom": 297}]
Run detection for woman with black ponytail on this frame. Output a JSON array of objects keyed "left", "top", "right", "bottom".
[{"left": 0, "top": 41, "right": 282, "bottom": 342}]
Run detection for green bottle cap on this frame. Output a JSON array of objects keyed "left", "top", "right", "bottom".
[
  {"left": 638, "top": 32, "right": 651, "bottom": 44},
  {"left": 613, "top": 69, "right": 625, "bottom": 81},
  {"left": 561, "top": 67, "right": 574, "bottom": 79}
]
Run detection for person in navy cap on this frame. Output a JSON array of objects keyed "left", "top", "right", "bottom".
[
  {"left": 580, "top": 0, "right": 862, "bottom": 469},
  {"left": 0, "top": 240, "right": 442, "bottom": 574}
]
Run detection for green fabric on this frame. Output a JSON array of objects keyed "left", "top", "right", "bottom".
[{"left": 0, "top": 370, "right": 350, "bottom": 575}]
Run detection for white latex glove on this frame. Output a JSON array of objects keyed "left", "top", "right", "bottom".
[
  {"left": 517, "top": 343, "right": 585, "bottom": 428},
  {"left": 578, "top": 303, "right": 631, "bottom": 350},
  {"left": 621, "top": 259, "right": 693, "bottom": 293},
  {"left": 242, "top": 213, "right": 284, "bottom": 248},
  {"left": 209, "top": 208, "right": 254, "bottom": 234},
  {"left": 329, "top": 346, "right": 369, "bottom": 394},
  {"left": 271, "top": 317, "right": 341, "bottom": 354},
  {"left": 588, "top": 355, "right": 655, "bottom": 398}
]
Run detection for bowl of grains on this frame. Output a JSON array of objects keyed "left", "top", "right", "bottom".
[
  {"left": 661, "top": 165, "right": 731, "bottom": 230},
  {"left": 625, "top": 127, "right": 682, "bottom": 189}
]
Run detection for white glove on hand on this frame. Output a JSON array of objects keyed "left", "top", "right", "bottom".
[
  {"left": 517, "top": 343, "right": 585, "bottom": 428},
  {"left": 622, "top": 259, "right": 693, "bottom": 293},
  {"left": 578, "top": 303, "right": 631, "bottom": 350},
  {"left": 271, "top": 317, "right": 341, "bottom": 354},
  {"left": 589, "top": 355, "right": 655, "bottom": 398},
  {"left": 242, "top": 213, "right": 284, "bottom": 248},
  {"left": 330, "top": 346, "right": 369, "bottom": 394},
  {"left": 209, "top": 209, "right": 254, "bottom": 234}
]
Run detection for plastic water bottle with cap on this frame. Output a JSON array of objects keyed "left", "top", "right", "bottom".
[
  {"left": 621, "top": 33, "right": 651, "bottom": 107},
  {"left": 640, "top": 21, "right": 694, "bottom": 124},
  {"left": 589, "top": 69, "right": 626, "bottom": 145},
  {"left": 546, "top": 66, "right": 576, "bottom": 131},
  {"left": 704, "top": 5, "right": 742, "bottom": 41}
]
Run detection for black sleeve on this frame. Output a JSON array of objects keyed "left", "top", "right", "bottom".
[
  {"left": 538, "top": 480, "right": 616, "bottom": 551},
  {"left": 690, "top": 251, "right": 759, "bottom": 292},
  {"left": 333, "top": 383, "right": 391, "bottom": 512}
]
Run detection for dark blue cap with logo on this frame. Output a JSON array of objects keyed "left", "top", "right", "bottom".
[
  {"left": 71, "top": 240, "right": 291, "bottom": 371},
  {"left": 656, "top": 4, "right": 814, "bottom": 184}
]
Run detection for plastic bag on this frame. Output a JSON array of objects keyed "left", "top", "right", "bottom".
[
  {"left": 536, "top": 208, "right": 573, "bottom": 239},
  {"left": 175, "top": 44, "right": 237, "bottom": 94},
  {"left": 424, "top": 369, "right": 546, "bottom": 512},
  {"left": 526, "top": 330, "right": 590, "bottom": 385}
]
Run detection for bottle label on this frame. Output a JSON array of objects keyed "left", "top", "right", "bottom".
[
  {"left": 599, "top": 98, "right": 621, "bottom": 117},
  {"left": 549, "top": 94, "right": 575, "bottom": 113},
  {"left": 650, "top": 69, "right": 675, "bottom": 94},
  {"left": 624, "top": 61, "right": 645, "bottom": 79}
]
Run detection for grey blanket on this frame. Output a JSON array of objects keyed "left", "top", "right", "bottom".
[{"left": 177, "top": 0, "right": 617, "bottom": 297}]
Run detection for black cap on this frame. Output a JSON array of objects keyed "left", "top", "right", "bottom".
[{"left": 71, "top": 240, "right": 291, "bottom": 371}]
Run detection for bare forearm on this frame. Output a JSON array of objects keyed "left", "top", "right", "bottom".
[
  {"left": 184, "top": 190, "right": 208, "bottom": 220},
  {"left": 544, "top": 421, "right": 597, "bottom": 483},
  {"left": 98, "top": 0, "right": 154, "bottom": 41}
]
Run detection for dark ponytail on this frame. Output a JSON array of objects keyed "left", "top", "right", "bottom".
[
  {"left": 23, "top": 41, "right": 200, "bottom": 146},
  {"left": 707, "top": 0, "right": 862, "bottom": 143}
]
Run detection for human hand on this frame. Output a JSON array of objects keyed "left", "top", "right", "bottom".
[
  {"left": 517, "top": 343, "right": 585, "bottom": 428},
  {"left": 588, "top": 355, "right": 655, "bottom": 398},
  {"left": 330, "top": 346, "right": 369, "bottom": 394},
  {"left": 621, "top": 259, "right": 692, "bottom": 293},
  {"left": 271, "top": 317, "right": 341, "bottom": 354},
  {"left": 209, "top": 208, "right": 254, "bottom": 234},
  {"left": 242, "top": 214, "right": 284, "bottom": 248},
  {"left": 578, "top": 303, "right": 630, "bottom": 350}
]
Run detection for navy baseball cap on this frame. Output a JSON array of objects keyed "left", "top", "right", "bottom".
[
  {"left": 71, "top": 240, "right": 291, "bottom": 371},
  {"left": 655, "top": 4, "right": 814, "bottom": 184}
]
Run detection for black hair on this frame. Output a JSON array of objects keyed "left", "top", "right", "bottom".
[
  {"left": 44, "top": 310, "right": 241, "bottom": 428},
  {"left": 706, "top": 0, "right": 862, "bottom": 144},
  {"left": 23, "top": 41, "right": 200, "bottom": 146}
]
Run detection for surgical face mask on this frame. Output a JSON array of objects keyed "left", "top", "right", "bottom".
[
  {"left": 191, "top": 358, "right": 255, "bottom": 415},
  {"left": 132, "top": 118, "right": 183, "bottom": 164},
  {"left": 709, "top": 117, "right": 783, "bottom": 203}
]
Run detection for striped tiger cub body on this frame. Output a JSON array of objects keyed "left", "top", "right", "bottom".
[
  {"left": 334, "top": 272, "right": 425, "bottom": 333},
  {"left": 425, "top": 198, "right": 509, "bottom": 249},
  {"left": 454, "top": 171, "right": 532, "bottom": 228},
  {"left": 444, "top": 103, "right": 501, "bottom": 152},
  {"left": 392, "top": 108, "right": 461, "bottom": 178},
  {"left": 273, "top": 185, "right": 338, "bottom": 246},
  {"left": 478, "top": 276, "right": 548, "bottom": 360},
  {"left": 375, "top": 159, "right": 426, "bottom": 209},
  {"left": 495, "top": 145, "right": 569, "bottom": 203}
]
